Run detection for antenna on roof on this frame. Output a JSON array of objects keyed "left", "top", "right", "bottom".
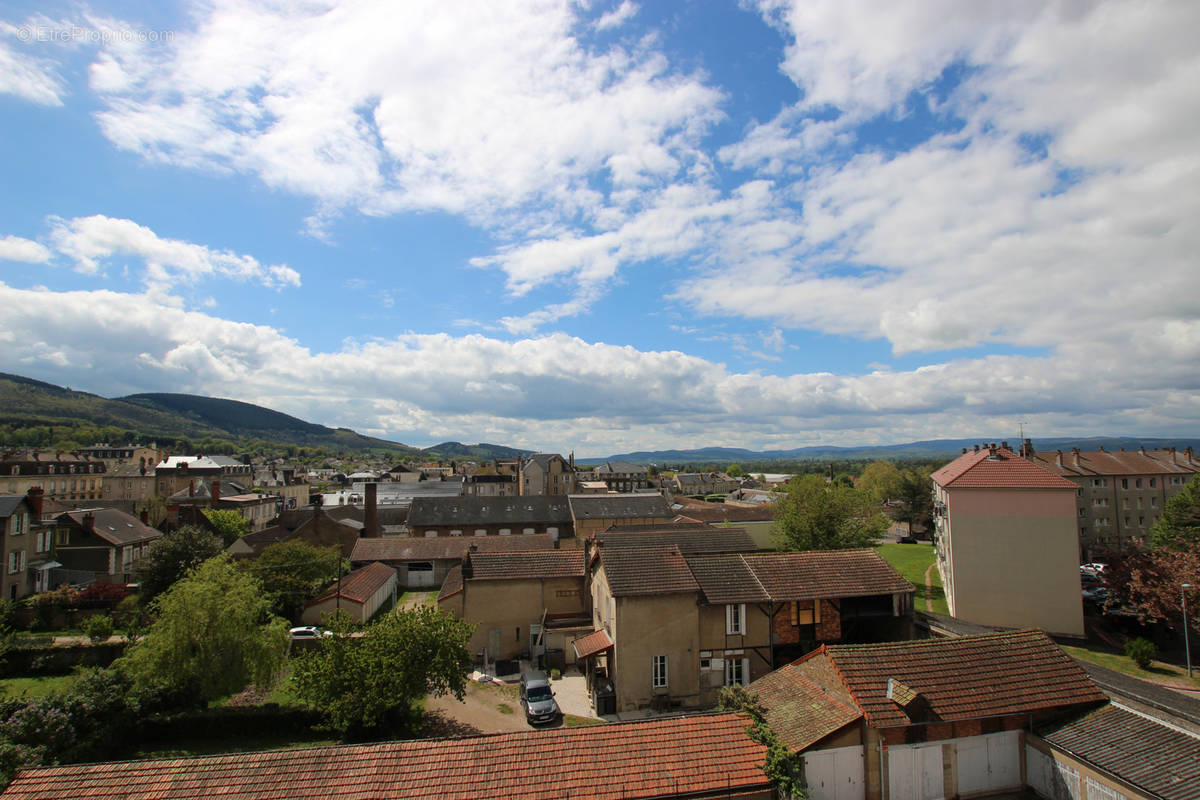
[{"left": 1017, "top": 421, "right": 1027, "bottom": 440}]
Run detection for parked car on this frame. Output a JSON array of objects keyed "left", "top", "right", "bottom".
[
  {"left": 520, "top": 673, "right": 560, "bottom": 725},
  {"left": 289, "top": 626, "right": 331, "bottom": 640},
  {"left": 898, "top": 534, "right": 919, "bottom": 544}
]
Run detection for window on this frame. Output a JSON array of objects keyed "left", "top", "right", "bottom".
[
  {"left": 13, "top": 513, "right": 25, "bottom": 535},
  {"left": 424, "top": 530, "right": 438, "bottom": 538},
  {"left": 1092, "top": 478, "right": 1107, "bottom": 488},
  {"left": 1151, "top": 496, "right": 1158, "bottom": 508},
  {"left": 1079, "top": 508, "right": 1086, "bottom": 517},
  {"left": 1135, "top": 478, "right": 1142, "bottom": 489},
  {"left": 1121, "top": 478, "right": 1128, "bottom": 489},
  {"left": 474, "top": 529, "right": 487, "bottom": 536},
  {"left": 725, "top": 603, "right": 745, "bottom": 635},
  {"left": 499, "top": 528, "right": 511, "bottom": 535},
  {"left": 36, "top": 531, "right": 50, "bottom": 553},
  {"left": 652, "top": 655, "right": 668, "bottom": 688},
  {"left": 450, "top": 529, "right": 463, "bottom": 536},
  {"left": 725, "top": 657, "right": 748, "bottom": 687},
  {"left": 7, "top": 551, "right": 26, "bottom": 574},
  {"left": 1149, "top": 478, "right": 1157, "bottom": 488}
]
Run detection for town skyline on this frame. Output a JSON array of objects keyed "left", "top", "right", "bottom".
[{"left": 2, "top": 1, "right": 1198, "bottom": 454}]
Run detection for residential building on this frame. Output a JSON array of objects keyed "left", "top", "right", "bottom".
[
  {"left": 1, "top": 713, "right": 773, "bottom": 800},
  {"left": 1, "top": 449, "right": 106, "bottom": 503},
  {"left": 1021, "top": 440, "right": 1200, "bottom": 560},
  {"left": 101, "top": 462, "right": 157, "bottom": 507},
  {"left": 438, "top": 548, "right": 590, "bottom": 668},
  {"left": 52, "top": 507, "right": 162, "bottom": 585},
  {"left": 226, "top": 506, "right": 361, "bottom": 559},
  {"left": 748, "top": 629, "right": 1107, "bottom": 800},
  {"left": 567, "top": 493, "right": 673, "bottom": 542},
  {"left": 75, "top": 444, "right": 161, "bottom": 470},
  {"left": 0, "top": 493, "right": 40, "bottom": 600},
  {"left": 167, "top": 479, "right": 277, "bottom": 531},
  {"left": 350, "top": 532, "right": 555, "bottom": 590},
  {"left": 253, "top": 464, "right": 310, "bottom": 512},
  {"left": 519, "top": 452, "right": 576, "bottom": 495},
  {"left": 379, "top": 462, "right": 421, "bottom": 483},
  {"left": 405, "top": 495, "right": 572, "bottom": 541},
  {"left": 592, "top": 461, "right": 650, "bottom": 493},
  {"left": 932, "top": 444, "right": 1085, "bottom": 637},
  {"left": 672, "top": 472, "right": 739, "bottom": 496},
  {"left": 581, "top": 536, "right": 913, "bottom": 712},
  {"left": 301, "top": 561, "right": 398, "bottom": 625},
  {"left": 462, "top": 473, "right": 518, "bottom": 496}
]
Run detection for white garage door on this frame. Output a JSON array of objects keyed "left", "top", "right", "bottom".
[
  {"left": 887, "top": 742, "right": 944, "bottom": 800},
  {"left": 406, "top": 562, "right": 435, "bottom": 587},
  {"left": 956, "top": 731, "right": 1021, "bottom": 796},
  {"left": 803, "top": 746, "right": 864, "bottom": 800}
]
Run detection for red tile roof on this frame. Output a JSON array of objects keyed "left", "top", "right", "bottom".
[
  {"left": 351, "top": 533, "right": 555, "bottom": 563},
  {"left": 932, "top": 448, "right": 1079, "bottom": 490},
  {"left": 310, "top": 562, "right": 396, "bottom": 606},
  {"left": 572, "top": 628, "right": 614, "bottom": 659},
  {"left": 3, "top": 713, "right": 770, "bottom": 800},
  {"left": 437, "top": 563, "right": 463, "bottom": 602},
  {"left": 600, "top": 544, "right": 700, "bottom": 596},
  {"left": 465, "top": 549, "right": 584, "bottom": 580},
  {"left": 821, "top": 629, "right": 1106, "bottom": 728},
  {"left": 686, "top": 553, "right": 771, "bottom": 603},
  {"left": 742, "top": 549, "right": 914, "bottom": 601},
  {"left": 1031, "top": 447, "right": 1200, "bottom": 478},
  {"left": 749, "top": 660, "right": 862, "bottom": 751}
]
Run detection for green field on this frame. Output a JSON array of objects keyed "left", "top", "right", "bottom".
[
  {"left": 875, "top": 542, "right": 948, "bottom": 615},
  {"left": 0, "top": 674, "right": 81, "bottom": 699},
  {"left": 1058, "top": 643, "right": 1200, "bottom": 688}
]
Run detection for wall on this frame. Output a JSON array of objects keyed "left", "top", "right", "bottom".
[
  {"left": 611, "top": 592, "right": 700, "bottom": 711},
  {"left": 461, "top": 575, "right": 588, "bottom": 661},
  {"left": 939, "top": 486, "right": 1083, "bottom": 637}
]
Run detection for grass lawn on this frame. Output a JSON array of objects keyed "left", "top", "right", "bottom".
[
  {"left": 0, "top": 674, "right": 81, "bottom": 699},
  {"left": 134, "top": 731, "right": 338, "bottom": 760},
  {"left": 1059, "top": 643, "right": 1200, "bottom": 688},
  {"left": 875, "top": 542, "right": 948, "bottom": 615},
  {"left": 563, "top": 714, "right": 604, "bottom": 727}
]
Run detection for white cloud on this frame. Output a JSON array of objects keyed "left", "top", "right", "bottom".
[
  {"left": 0, "top": 38, "right": 65, "bottom": 105},
  {"left": 595, "top": 1, "right": 639, "bottom": 31},
  {"left": 1, "top": 283, "right": 1195, "bottom": 454},
  {"left": 0, "top": 235, "right": 52, "bottom": 263},
  {"left": 46, "top": 215, "right": 301, "bottom": 293}
]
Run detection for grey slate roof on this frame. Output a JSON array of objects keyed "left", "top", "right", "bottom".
[
  {"left": 407, "top": 496, "right": 571, "bottom": 527},
  {"left": 60, "top": 508, "right": 162, "bottom": 546},
  {"left": 351, "top": 533, "right": 556, "bottom": 563},
  {"left": 594, "top": 526, "right": 756, "bottom": 554},
  {"left": 568, "top": 494, "right": 671, "bottom": 520},
  {"left": 0, "top": 495, "right": 31, "bottom": 518},
  {"left": 594, "top": 461, "right": 647, "bottom": 474},
  {"left": 1040, "top": 703, "right": 1200, "bottom": 800}
]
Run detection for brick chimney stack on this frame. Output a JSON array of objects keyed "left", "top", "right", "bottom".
[
  {"left": 26, "top": 487, "right": 44, "bottom": 519},
  {"left": 140, "top": 509, "right": 150, "bottom": 525},
  {"left": 82, "top": 512, "right": 95, "bottom": 533},
  {"left": 211, "top": 480, "right": 221, "bottom": 504}
]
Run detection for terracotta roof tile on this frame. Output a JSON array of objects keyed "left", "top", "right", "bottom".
[
  {"left": 749, "top": 656, "right": 862, "bottom": 751},
  {"left": 823, "top": 629, "right": 1106, "bottom": 728},
  {"left": 466, "top": 549, "right": 584, "bottom": 580},
  {"left": 686, "top": 553, "right": 771, "bottom": 603},
  {"left": 438, "top": 564, "right": 463, "bottom": 602},
  {"left": 932, "top": 448, "right": 1079, "bottom": 490},
  {"left": 1040, "top": 704, "right": 1200, "bottom": 800},
  {"left": 572, "top": 629, "right": 614, "bottom": 659},
  {"left": 742, "top": 549, "right": 914, "bottom": 601},
  {"left": 310, "top": 562, "right": 396, "bottom": 606},
  {"left": 3, "top": 713, "right": 769, "bottom": 800},
  {"left": 351, "top": 533, "right": 555, "bottom": 563},
  {"left": 600, "top": 544, "right": 699, "bottom": 596},
  {"left": 1032, "top": 448, "right": 1200, "bottom": 478},
  {"left": 594, "top": 526, "right": 757, "bottom": 554}
]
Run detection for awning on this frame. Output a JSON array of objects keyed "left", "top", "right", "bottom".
[
  {"left": 35, "top": 561, "right": 63, "bottom": 571},
  {"left": 572, "top": 629, "right": 614, "bottom": 660}
]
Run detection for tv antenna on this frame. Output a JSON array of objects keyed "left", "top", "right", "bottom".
[{"left": 1018, "top": 421, "right": 1028, "bottom": 440}]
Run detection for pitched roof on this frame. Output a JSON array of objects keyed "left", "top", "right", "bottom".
[
  {"left": 311, "top": 562, "right": 396, "bottom": 606},
  {"left": 568, "top": 493, "right": 672, "bottom": 520},
  {"left": 60, "top": 508, "right": 162, "bottom": 546},
  {"left": 2, "top": 713, "right": 769, "bottom": 800},
  {"left": 749, "top": 657, "right": 863, "bottom": 751},
  {"left": 932, "top": 447, "right": 1079, "bottom": 490},
  {"left": 595, "top": 461, "right": 647, "bottom": 474},
  {"left": 466, "top": 549, "right": 585, "bottom": 581},
  {"left": 599, "top": 544, "right": 699, "bottom": 596},
  {"left": 1040, "top": 704, "right": 1200, "bottom": 800},
  {"left": 1032, "top": 447, "right": 1200, "bottom": 478},
  {"left": 0, "top": 495, "right": 32, "bottom": 518},
  {"left": 822, "top": 629, "right": 1106, "bottom": 728},
  {"left": 741, "top": 549, "right": 913, "bottom": 601},
  {"left": 572, "top": 629, "right": 614, "bottom": 659},
  {"left": 594, "top": 525, "right": 757, "bottom": 554},
  {"left": 685, "top": 553, "right": 770, "bottom": 603},
  {"left": 407, "top": 495, "right": 571, "bottom": 526},
  {"left": 351, "top": 534, "right": 556, "bottom": 563},
  {"left": 438, "top": 564, "right": 463, "bottom": 602}
]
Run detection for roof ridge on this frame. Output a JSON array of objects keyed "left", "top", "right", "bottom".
[{"left": 740, "top": 552, "right": 771, "bottom": 601}]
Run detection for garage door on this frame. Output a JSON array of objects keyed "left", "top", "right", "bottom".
[
  {"left": 406, "top": 562, "right": 435, "bottom": 587},
  {"left": 887, "top": 742, "right": 944, "bottom": 800},
  {"left": 956, "top": 731, "right": 1020, "bottom": 796},
  {"left": 803, "top": 746, "right": 864, "bottom": 800}
]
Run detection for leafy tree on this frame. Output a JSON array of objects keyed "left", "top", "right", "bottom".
[
  {"left": 81, "top": 614, "right": 115, "bottom": 643},
  {"left": 891, "top": 469, "right": 933, "bottom": 536},
  {"left": 1151, "top": 474, "right": 1200, "bottom": 550},
  {"left": 290, "top": 605, "right": 474, "bottom": 738},
  {"left": 772, "top": 475, "right": 890, "bottom": 551},
  {"left": 136, "top": 525, "right": 224, "bottom": 601},
  {"left": 118, "top": 556, "right": 289, "bottom": 706},
  {"left": 1102, "top": 545, "right": 1199, "bottom": 636},
  {"left": 203, "top": 508, "right": 252, "bottom": 547},
  {"left": 727, "top": 464, "right": 744, "bottom": 478},
  {"left": 244, "top": 540, "right": 345, "bottom": 620},
  {"left": 716, "top": 685, "right": 805, "bottom": 797},
  {"left": 856, "top": 460, "right": 902, "bottom": 502}
]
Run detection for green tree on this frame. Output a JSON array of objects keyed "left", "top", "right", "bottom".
[
  {"left": 727, "top": 464, "right": 744, "bottom": 478},
  {"left": 716, "top": 685, "right": 805, "bottom": 797},
  {"left": 245, "top": 540, "right": 345, "bottom": 620},
  {"left": 290, "top": 605, "right": 474, "bottom": 738},
  {"left": 136, "top": 525, "right": 224, "bottom": 601},
  {"left": 203, "top": 508, "right": 252, "bottom": 547},
  {"left": 856, "top": 460, "right": 902, "bottom": 502},
  {"left": 771, "top": 475, "right": 890, "bottom": 551},
  {"left": 892, "top": 468, "right": 933, "bottom": 536},
  {"left": 118, "top": 556, "right": 288, "bottom": 706},
  {"left": 1151, "top": 474, "right": 1200, "bottom": 550},
  {"left": 80, "top": 614, "right": 115, "bottom": 644}
]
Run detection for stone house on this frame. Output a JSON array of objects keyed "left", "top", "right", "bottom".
[
  {"left": 406, "top": 495, "right": 572, "bottom": 541},
  {"left": 567, "top": 493, "right": 673, "bottom": 543},
  {"left": 350, "top": 532, "right": 555, "bottom": 590},
  {"left": 52, "top": 507, "right": 163, "bottom": 585},
  {"left": 591, "top": 461, "right": 650, "bottom": 493},
  {"left": 519, "top": 453, "right": 576, "bottom": 495},
  {"left": 301, "top": 561, "right": 398, "bottom": 626}
]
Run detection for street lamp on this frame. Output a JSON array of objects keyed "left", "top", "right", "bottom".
[{"left": 1184, "top": 583, "right": 1193, "bottom": 679}]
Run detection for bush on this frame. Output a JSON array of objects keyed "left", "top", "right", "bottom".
[
  {"left": 81, "top": 615, "right": 115, "bottom": 644},
  {"left": 1125, "top": 637, "right": 1156, "bottom": 669},
  {"left": 77, "top": 584, "right": 128, "bottom": 606}
]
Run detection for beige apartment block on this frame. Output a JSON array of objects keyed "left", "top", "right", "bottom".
[{"left": 933, "top": 444, "right": 1084, "bottom": 637}]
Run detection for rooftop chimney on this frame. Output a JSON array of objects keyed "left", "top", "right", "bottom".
[
  {"left": 211, "top": 480, "right": 221, "bottom": 504},
  {"left": 364, "top": 482, "right": 379, "bottom": 536},
  {"left": 1001, "top": 441, "right": 1009, "bottom": 450},
  {"left": 1139, "top": 445, "right": 1146, "bottom": 456},
  {"left": 973, "top": 444, "right": 980, "bottom": 452},
  {"left": 1072, "top": 447, "right": 1080, "bottom": 467},
  {"left": 26, "top": 487, "right": 44, "bottom": 519},
  {"left": 82, "top": 512, "right": 95, "bottom": 533},
  {"left": 962, "top": 448, "right": 968, "bottom": 454},
  {"left": 140, "top": 509, "right": 150, "bottom": 525},
  {"left": 189, "top": 479, "right": 195, "bottom": 497},
  {"left": 1055, "top": 449, "right": 1063, "bottom": 467}
]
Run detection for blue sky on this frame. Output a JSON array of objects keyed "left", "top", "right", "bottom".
[{"left": 1, "top": 0, "right": 1198, "bottom": 456}]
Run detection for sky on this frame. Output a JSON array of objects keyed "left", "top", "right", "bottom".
[{"left": 1, "top": 0, "right": 1198, "bottom": 457}]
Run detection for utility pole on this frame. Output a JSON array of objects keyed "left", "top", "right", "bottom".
[{"left": 1183, "top": 583, "right": 1193, "bottom": 679}]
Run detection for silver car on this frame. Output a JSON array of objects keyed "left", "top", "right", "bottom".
[{"left": 520, "top": 673, "right": 560, "bottom": 725}]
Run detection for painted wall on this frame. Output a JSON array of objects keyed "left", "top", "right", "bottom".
[
  {"left": 461, "top": 575, "right": 589, "bottom": 661},
  {"left": 612, "top": 592, "right": 700, "bottom": 711}
]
